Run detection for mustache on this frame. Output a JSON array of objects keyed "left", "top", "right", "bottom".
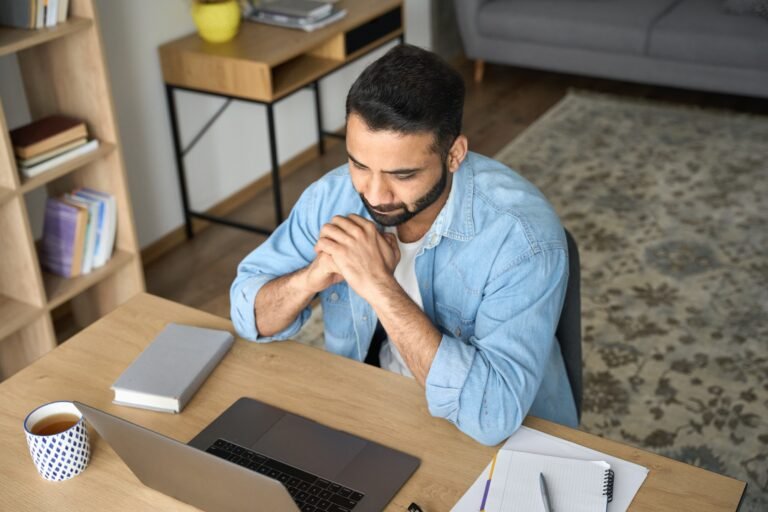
[{"left": 360, "top": 196, "right": 406, "bottom": 213}]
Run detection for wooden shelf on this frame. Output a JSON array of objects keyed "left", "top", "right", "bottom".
[
  {"left": 0, "top": 18, "right": 92, "bottom": 58},
  {"left": 0, "top": 186, "right": 13, "bottom": 207},
  {"left": 43, "top": 250, "right": 135, "bottom": 309},
  {"left": 0, "top": 295, "right": 43, "bottom": 341},
  {"left": 19, "top": 141, "right": 115, "bottom": 193},
  {"left": 273, "top": 55, "right": 341, "bottom": 100},
  {"left": 268, "top": 14, "right": 404, "bottom": 101},
  {"left": 0, "top": 0, "right": 145, "bottom": 382}
]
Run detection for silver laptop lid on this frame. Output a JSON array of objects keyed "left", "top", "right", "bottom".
[{"left": 74, "top": 402, "right": 299, "bottom": 512}]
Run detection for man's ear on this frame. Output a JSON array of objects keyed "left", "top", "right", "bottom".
[{"left": 447, "top": 135, "right": 468, "bottom": 173}]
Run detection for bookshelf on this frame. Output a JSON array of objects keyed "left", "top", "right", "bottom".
[{"left": 0, "top": 0, "right": 145, "bottom": 380}]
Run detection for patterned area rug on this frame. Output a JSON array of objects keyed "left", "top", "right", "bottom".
[
  {"left": 295, "top": 91, "right": 768, "bottom": 510},
  {"left": 495, "top": 91, "right": 767, "bottom": 511}
]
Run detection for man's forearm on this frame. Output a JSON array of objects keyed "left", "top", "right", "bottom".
[
  {"left": 254, "top": 267, "right": 315, "bottom": 337},
  {"left": 368, "top": 280, "right": 442, "bottom": 385}
]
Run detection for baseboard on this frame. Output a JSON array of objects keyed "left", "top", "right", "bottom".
[{"left": 141, "top": 134, "right": 343, "bottom": 266}]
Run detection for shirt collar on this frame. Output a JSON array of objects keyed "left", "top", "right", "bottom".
[{"left": 424, "top": 152, "right": 476, "bottom": 249}]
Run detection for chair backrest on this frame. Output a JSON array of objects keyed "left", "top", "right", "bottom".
[{"left": 556, "top": 228, "right": 582, "bottom": 421}]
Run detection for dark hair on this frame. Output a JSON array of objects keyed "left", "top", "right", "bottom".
[{"left": 345, "top": 44, "right": 465, "bottom": 160}]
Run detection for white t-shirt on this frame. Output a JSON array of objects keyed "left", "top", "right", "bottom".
[{"left": 378, "top": 230, "right": 426, "bottom": 378}]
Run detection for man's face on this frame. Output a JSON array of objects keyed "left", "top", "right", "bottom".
[{"left": 346, "top": 113, "right": 450, "bottom": 227}]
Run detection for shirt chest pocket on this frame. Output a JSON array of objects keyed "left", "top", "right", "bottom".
[{"left": 435, "top": 302, "right": 476, "bottom": 341}]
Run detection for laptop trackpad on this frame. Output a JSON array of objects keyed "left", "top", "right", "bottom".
[{"left": 251, "top": 414, "right": 366, "bottom": 480}]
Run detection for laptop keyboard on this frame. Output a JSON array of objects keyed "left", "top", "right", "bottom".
[{"left": 205, "top": 438, "right": 364, "bottom": 512}]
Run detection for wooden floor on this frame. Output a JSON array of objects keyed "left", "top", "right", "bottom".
[{"left": 141, "top": 59, "right": 768, "bottom": 321}]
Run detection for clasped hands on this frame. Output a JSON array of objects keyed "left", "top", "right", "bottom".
[{"left": 303, "top": 214, "right": 400, "bottom": 301}]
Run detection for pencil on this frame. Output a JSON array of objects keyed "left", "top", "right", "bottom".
[{"left": 479, "top": 453, "right": 498, "bottom": 511}]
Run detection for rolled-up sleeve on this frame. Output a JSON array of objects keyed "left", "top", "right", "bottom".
[
  {"left": 425, "top": 248, "right": 568, "bottom": 446},
  {"left": 230, "top": 184, "right": 320, "bottom": 342}
]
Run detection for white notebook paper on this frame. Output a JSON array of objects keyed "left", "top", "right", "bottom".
[
  {"left": 452, "top": 426, "right": 649, "bottom": 512},
  {"left": 485, "top": 451, "right": 612, "bottom": 512}
]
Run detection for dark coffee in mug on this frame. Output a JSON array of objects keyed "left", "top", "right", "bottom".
[{"left": 30, "top": 413, "right": 79, "bottom": 436}]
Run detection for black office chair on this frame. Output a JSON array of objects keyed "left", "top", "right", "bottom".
[{"left": 556, "top": 228, "right": 583, "bottom": 422}]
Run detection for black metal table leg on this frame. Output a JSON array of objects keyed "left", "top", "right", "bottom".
[
  {"left": 313, "top": 81, "right": 326, "bottom": 155},
  {"left": 165, "top": 84, "right": 194, "bottom": 239},
  {"left": 265, "top": 103, "right": 284, "bottom": 225}
]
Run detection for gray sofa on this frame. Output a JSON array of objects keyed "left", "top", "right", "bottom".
[{"left": 452, "top": 0, "right": 768, "bottom": 98}]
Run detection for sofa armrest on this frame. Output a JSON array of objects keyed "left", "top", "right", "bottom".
[{"left": 452, "top": 0, "right": 490, "bottom": 58}]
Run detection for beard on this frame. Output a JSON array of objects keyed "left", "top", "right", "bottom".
[{"left": 360, "top": 162, "right": 449, "bottom": 227}]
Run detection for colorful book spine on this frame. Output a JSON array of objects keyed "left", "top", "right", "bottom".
[
  {"left": 73, "top": 192, "right": 104, "bottom": 268},
  {"left": 40, "top": 189, "right": 115, "bottom": 278},
  {"left": 77, "top": 187, "right": 117, "bottom": 266},
  {"left": 40, "top": 198, "right": 85, "bottom": 277}
]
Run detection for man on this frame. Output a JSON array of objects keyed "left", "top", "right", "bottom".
[{"left": 231, "top": 44, "right": 578, "bottom": 446}]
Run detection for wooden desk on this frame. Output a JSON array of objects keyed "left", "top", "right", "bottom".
[
  {"left": 0, "top": 293, "right": 745, "bottom": 511},
  {"left": 158, "top": 0, "right": 404, "bottom": 238}
]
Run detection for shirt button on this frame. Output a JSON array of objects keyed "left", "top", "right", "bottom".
[
  {"left": 362, "top": 315, "right": 368, "bottom": 321},
  {"left": 454, "top": 327, "right": 462, "bottom": 337},
  {"left": 330, "top": 292, "right": 339, "bottom": 301}
]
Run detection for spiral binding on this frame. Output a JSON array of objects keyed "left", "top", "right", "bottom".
[{"left": 603, "top": 468, "right": 615, "bottom": 503}]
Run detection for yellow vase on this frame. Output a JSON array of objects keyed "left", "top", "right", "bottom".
[{"left": 191, "top": 0, "right": 241, "bottom": 44}]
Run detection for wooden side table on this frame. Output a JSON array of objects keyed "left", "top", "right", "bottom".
[{"left": 159, "top": 0, "right": 404, "bottom": 237}]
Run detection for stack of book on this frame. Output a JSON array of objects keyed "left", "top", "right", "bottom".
[
  {"left": 0, "top": 0, "right": 71, "bottom": 30},
  {"left": 246, "top": 0, "right": 347, "bottom": 32},
  {"left": 40, "top": 188, "right": 117, "bottom": 279},
  {"left": 9, "top": 115, "right": 99, "bottom": 180}
]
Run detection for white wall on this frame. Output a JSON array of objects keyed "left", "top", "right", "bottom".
[
  {"left": 0, "top": 53, "right": 47, "bottom": 235},
  {"left": 405, "top": 0, "right": 432, "bottom": 50},
  {"left": 0, "top": 0, "right": 431, "bottom": 248}
]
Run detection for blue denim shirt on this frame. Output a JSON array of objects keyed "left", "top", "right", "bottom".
[{"left": 231, "top": 152, "right": 578, "bottom": 445}]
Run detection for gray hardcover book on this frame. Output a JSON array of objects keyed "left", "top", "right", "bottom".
[
  {"left": 258, "top": 0, "right": 332, "bottom": 20},
  {"left": 0, "top": 0, "right": 35, "bottom": 29},
  {"left": 111, "top": 323, "right": 235, "bottom": 414}
]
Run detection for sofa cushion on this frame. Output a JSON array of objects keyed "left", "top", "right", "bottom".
[
  {"left": 477, "top": 0, "right": 679, "bottom": 55},
  {"left": 649, "top": 0, "right": 768, "bottom": 71}
]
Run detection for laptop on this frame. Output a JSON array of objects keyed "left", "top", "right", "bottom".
[{"left": 75, "top": 398, "right": 419, "bottom": 512}]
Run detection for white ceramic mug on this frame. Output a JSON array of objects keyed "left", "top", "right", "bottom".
[{"left": 23, "top": 401, "right": 91, "bottom": 481}]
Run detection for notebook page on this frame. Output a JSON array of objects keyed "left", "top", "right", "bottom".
[
  {"left": 503, "top": 426, "right": 649, "bottom": 511},
  {"left": 484, "top": 451, "right": 610, "bottom": 512},
  {"left": 451, "top": 426, "right": 649, "bottom": 512}
]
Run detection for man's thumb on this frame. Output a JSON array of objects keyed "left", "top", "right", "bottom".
[{"left": 383, "top": 232, "right": 398, "bottom": 248}]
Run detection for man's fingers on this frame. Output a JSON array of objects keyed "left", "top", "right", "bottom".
[
  {"left": 319, "top": 222, "right": 356, "bottom": 246},
  {"left": 315, "top": 237, "right": 342, "bottom": 257},
  {"left": 377, "top": 232, "right": 400, "bottom": 269},
  {"left": 382, "top": 232, "right": 398, "bottom": 250},
  {"left": 314, "top": 249, "right": 344, "bottom": 278},
  {"left": 330, "top": 215, "right": 367, "bottom": 238},
  {"left": 319, "top": 252, "right": 342, "bottom": 274},
  {"left": 346, "top": 214, "right": 377, "bottom": 234},
  {"left": 381, "top": 232, "right": 399, "bottom": 261},
  {"left": 391, "top": 238, "right": 401, "bottom": 262}
]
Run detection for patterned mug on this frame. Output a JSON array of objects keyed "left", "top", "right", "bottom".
[{"left": 23, "top": 401, "right": 91, "bottom": 481}]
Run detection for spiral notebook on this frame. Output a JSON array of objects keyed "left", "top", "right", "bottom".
[
  {"left": 483, "top": 451, "right": 614, "bottom": 512},
  {"left": 452, "top": 426, "right": 648, "bottom": 512}
]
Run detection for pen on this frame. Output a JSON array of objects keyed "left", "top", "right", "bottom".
[{"left": 539, "top": 472, "right": 553, "bottom": 512}]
